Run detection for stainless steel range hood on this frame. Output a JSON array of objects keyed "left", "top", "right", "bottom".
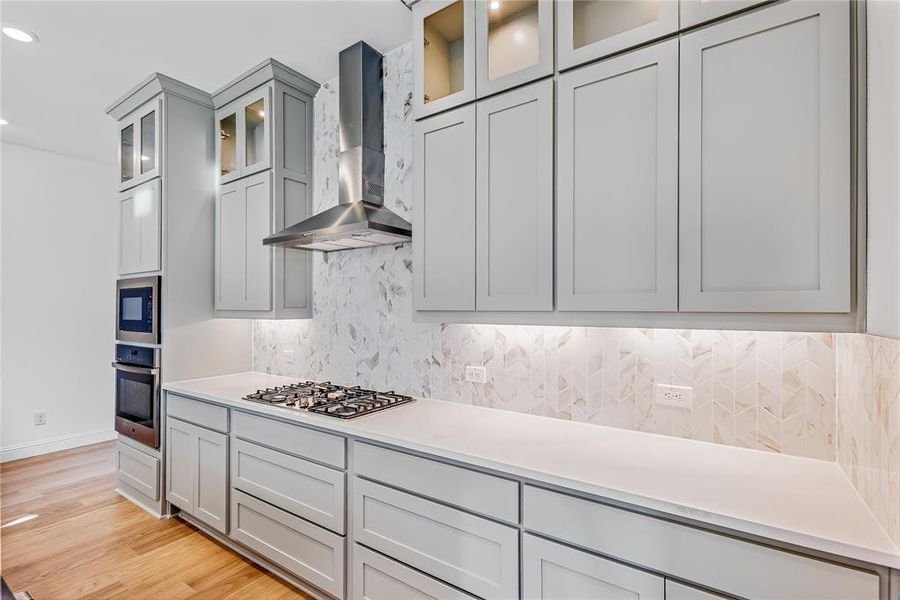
[{"left": 263, "top": 42, "right": 412, "bottom": 252}]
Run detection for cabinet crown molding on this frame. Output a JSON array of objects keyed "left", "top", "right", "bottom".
[
  {"left": 212, "top": 58, "right": 321, "bottom": 109},
  {"left": 106, "top": 73, "right": 213, "bottom": 120}
]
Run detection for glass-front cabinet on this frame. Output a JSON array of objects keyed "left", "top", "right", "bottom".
[
  {"left": 475, "top": 0, "right": 553, "bottom": 97},
  {"left": 414, "top": 0, "right": 476, "bottom": 119},
  {"left": 557, "top": 0, "right": 678, "bottom": 70},
  {"left": 118, "top": 97, "right": 162, "bottom": 191},
  {"left": 216, "top": 86, "right": 271, "bottom": 185}
]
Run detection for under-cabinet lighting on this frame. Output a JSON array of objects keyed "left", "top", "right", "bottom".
[
  {"left": 1, "top": 26, "right": 38, "bottom": 43},
  {"left": 490, "top": 1, "right": 500, "bottom": 10}
]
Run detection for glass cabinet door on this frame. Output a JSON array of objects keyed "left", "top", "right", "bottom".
[
  {"left": 414, "top": 0, "right": 476, "bottom": 119},
  {"left": 140, "top": 110, "right": 156, "bottom": 174},
  {"left": 218, "top": 111, "right": 238, "bottom": 182},
  {"left": 120, "top": 123, "right": 135, "bottom": 185},
  {"left": 557, "top": 0, "right": 678, "bottom": 70},
  {"left": 243, "top": 94, "right": 269, "bottom": 174},
  {"left": 476, "top": 0, "right": 553, "bottom": 97},
  {"left": 118, "top": 97, "right": 162, "bottom": 191}
]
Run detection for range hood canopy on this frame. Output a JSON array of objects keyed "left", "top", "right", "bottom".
[{"left": 263, "top": 42, "right": 412, "bottom": 252}]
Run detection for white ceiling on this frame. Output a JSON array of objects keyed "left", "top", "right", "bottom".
[{"left": 0, "top": 0, "right": 412, "bottom": 165}]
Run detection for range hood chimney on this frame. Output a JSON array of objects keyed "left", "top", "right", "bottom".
[{"left": 263, "top": 42, "right": 412, "bottom": 252}]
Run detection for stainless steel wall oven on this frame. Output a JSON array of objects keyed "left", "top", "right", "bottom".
[{"left": 113, "top": 344, "right": 160, "bottom": 448}]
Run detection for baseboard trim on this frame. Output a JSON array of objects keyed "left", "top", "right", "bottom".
[{"left": 0, "top": 428, "right": 117, "bottom": 463}]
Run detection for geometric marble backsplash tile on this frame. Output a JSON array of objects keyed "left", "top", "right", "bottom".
[
  {"left": 836, "top": 333, "right": 900, "bottom": 547},
  {"left": 254, "top": 321, "right": 837, "bottom": 461},
  {"left": 253, "top": 43, "right": 838, "bottom": 462}
]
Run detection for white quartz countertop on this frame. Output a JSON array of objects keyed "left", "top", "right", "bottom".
[{"left": 164, "top": 372, "right": 900, "bottom": 569}]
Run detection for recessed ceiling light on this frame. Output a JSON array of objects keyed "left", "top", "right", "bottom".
[
  {"left": 2, "top": 26, "right": 38, "bottom": 43},
  {"left": 490, "top": 1, "right": 500, "bottom": 10}
]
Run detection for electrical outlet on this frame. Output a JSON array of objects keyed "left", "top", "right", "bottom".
[
  {"left": 465, "top": 365, "right": 487, "bottom": 384},
  {"left": 655, "top": 384, "right": 692, "bottom": 409},
  {"left": 34, "top": 411, "right": 47, "bottom": 426}
]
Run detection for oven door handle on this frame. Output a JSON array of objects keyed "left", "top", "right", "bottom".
[{"left": 111, "top": 361, "right": 159, "bottom": 375}]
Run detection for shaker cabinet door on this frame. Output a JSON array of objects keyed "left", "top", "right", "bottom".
[
  {"left": 557, "top": 40, "right": 678, "bottom": 312},
  {"left": 216, "top": 172, "right": 273, "bottom": 312},
  {"left": 166, "top": 417, "right": 195, "bottom": 513},
  {"left": 523, "top": 534, "right": 664, "bottom": 600},
  {"left": 118, "top": 178, "right": 161, "bottom": 275},
  {"left": 679, "top": 0, "right": 851, "bottom": 313},
  {"left": 556, "top": 0, "right": 678, "bottom": 71},
  {"left": 414, "top": 104, "right": 476, "bottom": 311},
  {"left": 194, "top": 426, "right": 228, "bottom": 534},
  {"left": 476, "top": 79, "right": 553, "bottom": 311}
]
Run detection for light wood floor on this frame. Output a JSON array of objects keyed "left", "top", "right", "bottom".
[{"left": 0, "top": 441, "right": 311, "bottom": 600}]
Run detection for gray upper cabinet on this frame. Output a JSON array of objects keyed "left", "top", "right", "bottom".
[
  {"left": 118, "top": 96, "right": 162, "bottom": 192},
  {"left": 216, "top": 87, "right": 271, "bottom": 185},
  {"left": 166, "top": 416, "right": 229, "bottom": 534},
  {"left": 216, "top": 172, "right": 272, "bottom": 312},
  {"left": 557, "top": 39, "right": 678, "bottom": 312},
  {"left": 475, "top": 0, "right": 553, "bottom": 98},
  {"left": 679, "top": 0, "right": 851, "bottom": 313},
  {"left": 476, "top": 79, "right": 553, "bottom": 311},
  {"left": 414, "top": 104, "right": 477, "bottom": 310},
  {"left": 118, "top": 177, "right": 161, "bottom": 276},
  {"left": 523, "top": 534, "right": 665, "bottom": 600},
  {"left": 556, "top": 0, "right": 678, "bottom": 71},
  {"left": 415, "top": 0, "right": 477, "bottom": 119},
  {"left": 213, "top": 60, "right": 318, "bottom": 319},
  {"left": 680, "top": 0, "right": 772, "bottom": 29}
]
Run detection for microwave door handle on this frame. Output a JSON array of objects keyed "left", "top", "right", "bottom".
[{"left": 111, "top": 362, "right": 159, "bottom": 375}]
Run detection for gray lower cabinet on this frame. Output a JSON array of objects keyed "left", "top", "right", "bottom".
[
  {"left": 413, "top": 104, "right": 477, "bottom": 310},
  {"left": 165, "top": 416, "right": 228, "bottom": 534},
  {"left": 231, "top": 489, "right": 345, "bottom": 598},
  {"left": 352, "top": 477, "right": 519, "bottom": 600},
  {"left": 116, "top": 440, "right": 159, "bottom": 502},
  {"left": 679, "top": 0, "right": 851, "bottom": 313},
  {"left": 476, "top": 79, "right": 553, "bottom": 311},
  {"left": 216, "top": 171, "right": 272, "bottom": 312},
  {"left": 118, "top": 177, "right": 161, "bottom": 275},
  {"left": 231, "top": 437, "right": 345, "bottom": 534},
  {"left": 351, "top": 543, "right": 477, "bottom": 600},
  {"left": 523, "top": 534, "right": 664, "bottom": 600},
  {"left": 557, "top": 39, "right": 678, "bottom": 312}
]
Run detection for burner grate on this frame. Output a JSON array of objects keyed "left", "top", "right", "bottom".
[{"left": 242, "top": 381, "right": 414, "bottom": 419}]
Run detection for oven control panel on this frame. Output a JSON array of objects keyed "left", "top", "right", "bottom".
[{"left": 115, "top": 344, "right": 158, "bottom": 368}]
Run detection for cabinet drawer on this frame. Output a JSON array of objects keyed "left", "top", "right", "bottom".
[
  {"left": 232, "top": 410, "right": 345, "bottom": 469},
  {"left": 523, "top": 486, "right": 880, "bottom": 600},
  {"left": 353, "top": 478, "right": 518, "bottom": 600},
  {"left": 352, "top": 543, "right": 477, "bottom": 600},
  {"left": 230, "top": 489, "right": 345, "bottom": 598},
  {"left": 232, "top": 438, "right": 345, "bottom": 534},
  {"left": 167, "top": 394, "right": 229, "bottom": 433},
  {"left": 354, "top": 442, "right": 518, "bottom": 523},
  {"left": 116, "top": 441, "right": 159, "bottom": 501},
  {"left": 523, "top": 533, "right": 664, "bottom": 599}
]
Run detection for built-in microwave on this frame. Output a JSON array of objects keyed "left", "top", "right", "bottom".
[{"left": 116, "top": 276, "right": 160, "bottom": 344}]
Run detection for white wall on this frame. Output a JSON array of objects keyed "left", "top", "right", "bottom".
[
  {"left": 866, "top": 0, "right": 900, "bottom": 339},
  {"left": 1, "top": 142, "right": 117, "bottom": 460}
]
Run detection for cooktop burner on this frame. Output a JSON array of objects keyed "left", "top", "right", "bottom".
[{"left": 242, "top": 381, "right": 414, "bottom": 419}]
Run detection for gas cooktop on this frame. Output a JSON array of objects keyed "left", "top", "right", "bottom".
[{"left": 242, "top": 381, "right": 414, "bottom": 419}]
